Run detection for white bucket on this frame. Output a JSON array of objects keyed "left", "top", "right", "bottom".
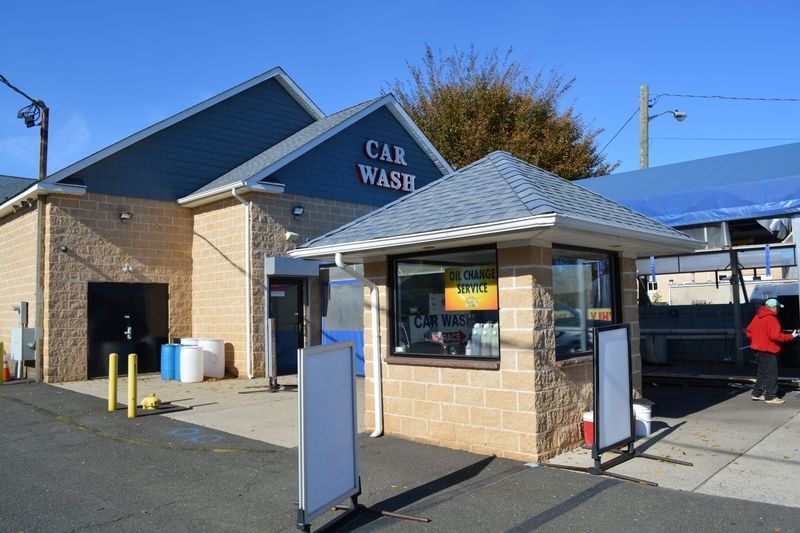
[
  {"left": 198, "top": 338, "right": 225, "bottom": 378},
  {"left": 632, "top": 400, "right": 653, "bottom": 437},
  {"left": 179, "top": 345, "right": 204, "bottom": 383}
]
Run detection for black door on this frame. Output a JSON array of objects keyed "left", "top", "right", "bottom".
[
  {"left": 87, "top": 283, "right": 169, "bottom": 378},
  {"left": 269, "top": 279, "right": 303, "bottom": 375}
]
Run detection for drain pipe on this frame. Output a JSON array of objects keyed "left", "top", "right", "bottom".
[
  {"left": 335, "top": 252, "right": 383, "bottom": 437},
  {"left": 232, "top": 186, "right": 254, "bottom": 379}
]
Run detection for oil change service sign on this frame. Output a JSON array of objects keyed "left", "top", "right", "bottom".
[{"left": 444, "top": 265, "right": 498, "bottom": 311}]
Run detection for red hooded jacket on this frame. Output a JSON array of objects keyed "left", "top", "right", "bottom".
[{"left": 745, "top": 306, "right": 794, "bottom": 354}]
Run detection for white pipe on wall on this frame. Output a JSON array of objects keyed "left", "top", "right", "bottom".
[
  {"left": 232, "top": 186, "right": 254, "bottom": 379},
  {"left": 335, "top": 252, "right": 383, "bottom": 438}
]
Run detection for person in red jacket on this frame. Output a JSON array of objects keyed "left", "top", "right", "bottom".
[{"left": 745, "top": 298, "right": 799, "bottom": 404}]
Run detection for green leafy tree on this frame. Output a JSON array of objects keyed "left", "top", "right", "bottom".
[{"left": 387, "top": 45, "right": 617, "bottom": 179}]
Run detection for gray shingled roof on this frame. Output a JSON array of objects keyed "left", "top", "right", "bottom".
[
  {"left": 189, "top": 98, "right": 380, "bottom": 196},
  {"left": 300, "top": 151, "right": 692, "bottom": 248},
  {"left": 1, "top": 175, "right": 35, "bottom": 203}
]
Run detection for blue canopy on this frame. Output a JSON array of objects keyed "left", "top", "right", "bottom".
[{"left": 579, "top": 142, "right": 800, "bottom": 227}]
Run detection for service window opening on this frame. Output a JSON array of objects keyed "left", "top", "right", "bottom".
[{"left": 392, "top": 247, "right": 500, "bottom": 359}]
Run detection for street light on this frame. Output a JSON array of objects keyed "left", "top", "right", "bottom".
[
  {"left": 0, "top": 74, "right": 49, "bottom": 180},
  {"left": 639, "top": 84, "right": 687, "bottom": 168}
]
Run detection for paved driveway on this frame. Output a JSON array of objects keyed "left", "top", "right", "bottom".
[{"left": 3, "top": 379, "right": 800, "bottom": 532}]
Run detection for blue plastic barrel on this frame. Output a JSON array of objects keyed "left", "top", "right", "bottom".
[
  {"left": 173, "top": 345, "right": 182, "bottom": 381},
  {"left": 160, "top": 344, "right": 176, "bottom": 380}
]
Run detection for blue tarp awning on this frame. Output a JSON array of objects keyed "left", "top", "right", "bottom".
[{"left": 578, "top": 142, "right": 800, "bottom": 227}]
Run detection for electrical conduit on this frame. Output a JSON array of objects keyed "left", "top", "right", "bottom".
[
  {"left": 232, "top": 186, "right": 254, "bottom": 378},
  {"left": 335, "top": 252, "right": 383, "bottom": 437}
]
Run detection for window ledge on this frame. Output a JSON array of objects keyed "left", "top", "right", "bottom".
[
  {"left": 555, "top": 354, "right": 594, "bottom": 367},
  {"left": 386, "top": 355, "right": 500, "bottom": 370}
]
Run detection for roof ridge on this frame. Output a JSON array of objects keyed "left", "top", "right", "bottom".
[{"left": 485, "top": 152, "right": 561, "bottom": 215}]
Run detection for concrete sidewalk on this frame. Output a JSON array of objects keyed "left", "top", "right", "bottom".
[
  {"left": 56, "top": 375, "right": 800, "bottom": 511},
  {"left": 56, "top": 373, "right": 365, "bottom": 449},
  {"left": 548, "top": 384, "right": 800, "bottom": 508}
]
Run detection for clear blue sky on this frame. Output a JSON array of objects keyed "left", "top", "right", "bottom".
[{"left": 2, "top": 0, "right": 799, "bottom": 178}]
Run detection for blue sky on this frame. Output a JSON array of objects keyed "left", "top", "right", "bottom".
[{"left": 2, "top": 1, "right": 799, "bottom": 178}]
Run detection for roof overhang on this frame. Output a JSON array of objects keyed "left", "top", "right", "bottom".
[
  {"left": 0, "top": 182, "right": 86, "bottom": 219},
  {"left": 289, "top": 213, "right": 703, "bottom": 264},
  {"left": 177, "top": 181, "right": 286, "bottom": 208}
]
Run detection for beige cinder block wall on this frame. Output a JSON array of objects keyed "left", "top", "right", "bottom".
[
  {"left": 362, "top": 246, "right": 642, "bottom": 462},
  {"left": 0, "top": 209, "right": 38, "bottom": 360},
  {"left": 191, "top": 197, "right": 249, "bottom": 376},
  {"left": 250, "top": 194, "right": 376, "bottom": 376},
  {"left": 44, "top": 194, "right": 193, "bottom": 382},
  {"left": 192, "top": 192, "right": 374, "bottom": 378}
]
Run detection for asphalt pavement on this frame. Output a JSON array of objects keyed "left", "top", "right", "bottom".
[{"left": 2, "top": 378, "right": 800, "bottom": 532}]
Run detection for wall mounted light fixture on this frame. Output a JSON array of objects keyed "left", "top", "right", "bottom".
[
  {"left": 292, "top": 205, "right": 304, "bottom": 218},
  {"left": 119, "top": 211, "right": 134, "bottom": 222},
  {"left": 123, "top": 263, "right": 133, "bottom": 273}
]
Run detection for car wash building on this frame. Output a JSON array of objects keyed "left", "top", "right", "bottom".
[
  {"left": 290, "top": 151, "right": 699, "bottom": 460},
  {"left": 0, "top": 67, "right": 451, "bottom": 383}
]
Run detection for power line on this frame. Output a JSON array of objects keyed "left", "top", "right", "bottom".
[
  {"left": 651, "top": 136, "right": 800, "bottom": 141},
  {"left": 656, "top": 93, "right": 800, "bottom": 103},
  {"left": 598, "top": 107, "right": 638, "bottom": 155}
]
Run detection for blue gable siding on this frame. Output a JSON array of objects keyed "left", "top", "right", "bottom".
[
  {"left": 270, "top": 106, "right": 444, "bottom": 205},
  {"left": 62, "top": 78, "right": 316, "bottom": 200}
]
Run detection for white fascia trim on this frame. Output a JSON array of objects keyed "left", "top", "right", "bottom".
[
  {"left": 382, "top": 96, "right": 454, "bottom": 175},
  {"left": 271, "top": 70, "right": 325, "bottom": 120},
  {"left": 289, "top": 214, "right": 556, "bottom": 259},
  {"left": 0, "top": 182, "right": 86, "bottom": 218},
  {"left": 177, "top": 181, "right": 285, "bottom": 208},
  {"left": 43, "top": 68, "right": 323, "bottom": 185},
  {"left": 240, "top": 95, "right": 397, "bottom": 187},
  {"left": 554, "top": 213, "right": 703, "bottom": 250}
]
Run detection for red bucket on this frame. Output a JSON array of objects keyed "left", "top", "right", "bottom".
[{"left": 583, "top": 412, "right": 594, "bottom": 447}]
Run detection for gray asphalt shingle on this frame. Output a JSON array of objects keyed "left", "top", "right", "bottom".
[
  {"left": 0, "top": 175, "right": 35, "bottom": 202},
  {"left": 300, "top": 151, "right": 691, "bottom": 248}
]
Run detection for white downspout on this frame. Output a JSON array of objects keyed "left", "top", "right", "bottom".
[
  {"left": 232, "top": 186, "right": 254, "bottom": 379},
  {"left": 335, "top": 252, "right": 383, "bottom": 437}
]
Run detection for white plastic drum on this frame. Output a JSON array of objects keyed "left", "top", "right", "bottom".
[
  {"left": 198, "top": 338, "right": 225, "bottom": 378},
  {"left": 179, "top": 345, "right": 204, "bottom": 383}
]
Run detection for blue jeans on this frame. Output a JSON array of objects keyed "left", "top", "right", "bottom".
[{"left": 752, "top": 351, "right": 779, "bottom": 400}]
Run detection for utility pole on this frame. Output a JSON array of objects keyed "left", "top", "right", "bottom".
[
  {"left": 1, "top": 74, "right": 49, "bottom": 383},
  {"left": 639, "top": 84, "right": 649, "bottom": 169}
]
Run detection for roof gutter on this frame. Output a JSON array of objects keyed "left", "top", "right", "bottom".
[
  {"left": 553, "top": 213, "right": 703, "bottom": 253},
  {"left": 335, "top": 252, "right": 383, "bottom": 438},
  {"left": 0, "top": 182, "right": 86, "bottom": 219},
  {"left": 290, "top": 214, "right": 557, "bottom": 260},
  {"left": 178, "top": 181, "right": 285, "bottom": 209}
]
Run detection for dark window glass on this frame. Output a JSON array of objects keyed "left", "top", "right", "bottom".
[
  {"left": 392, "top": 248, "right": 500, "bottom": 359},
  {"left": 553, "top": 246, "right": 618, "bottom": 359}
]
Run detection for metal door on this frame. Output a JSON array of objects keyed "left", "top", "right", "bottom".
[
  {"left": 87, "top": 283, "right": 168, "bottom": 378},
  {"left": 269, "top": 278, "right": 303, "bottom": 374}
]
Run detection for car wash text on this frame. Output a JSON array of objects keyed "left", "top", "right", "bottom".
[{"left": 356, "top": 139, "right": 416, "bottom": 192}]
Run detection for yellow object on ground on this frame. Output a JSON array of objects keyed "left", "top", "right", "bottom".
[
  {"left": 128, "top": 353, "right": 137, "bottom": 419},
  {"left": 141, "top": 393, "right": 161, "bottom": 410}
]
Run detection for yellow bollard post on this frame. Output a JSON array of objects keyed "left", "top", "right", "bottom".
[
  {"left": 108, "top": 353, "right": 118, "bottom": 412},
  {"left": 128, "top": 353, "right": 137, "bottom": 419}
]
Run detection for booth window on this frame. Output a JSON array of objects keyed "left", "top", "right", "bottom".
[
  {"left": 391, "top": 247, "right": 500, "bottom": 360},
  {"left": 553, "top": 246, "right": 619, "bottom": 360}
]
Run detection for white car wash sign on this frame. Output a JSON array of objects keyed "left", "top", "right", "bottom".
[{"left": 356, "top": 139, "right": 416, "bottom": 192}]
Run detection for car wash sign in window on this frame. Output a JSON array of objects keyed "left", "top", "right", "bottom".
[
  {"left": 356, "top": 139, "right": 416, "bottom": 192},
  {"left": 444, "top": 265, "right": 498, "bottom": 311}
]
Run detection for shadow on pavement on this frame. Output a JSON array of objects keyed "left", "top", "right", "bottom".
[{"left": 334, "top": 455, "right": 499, "bottom": 531}]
